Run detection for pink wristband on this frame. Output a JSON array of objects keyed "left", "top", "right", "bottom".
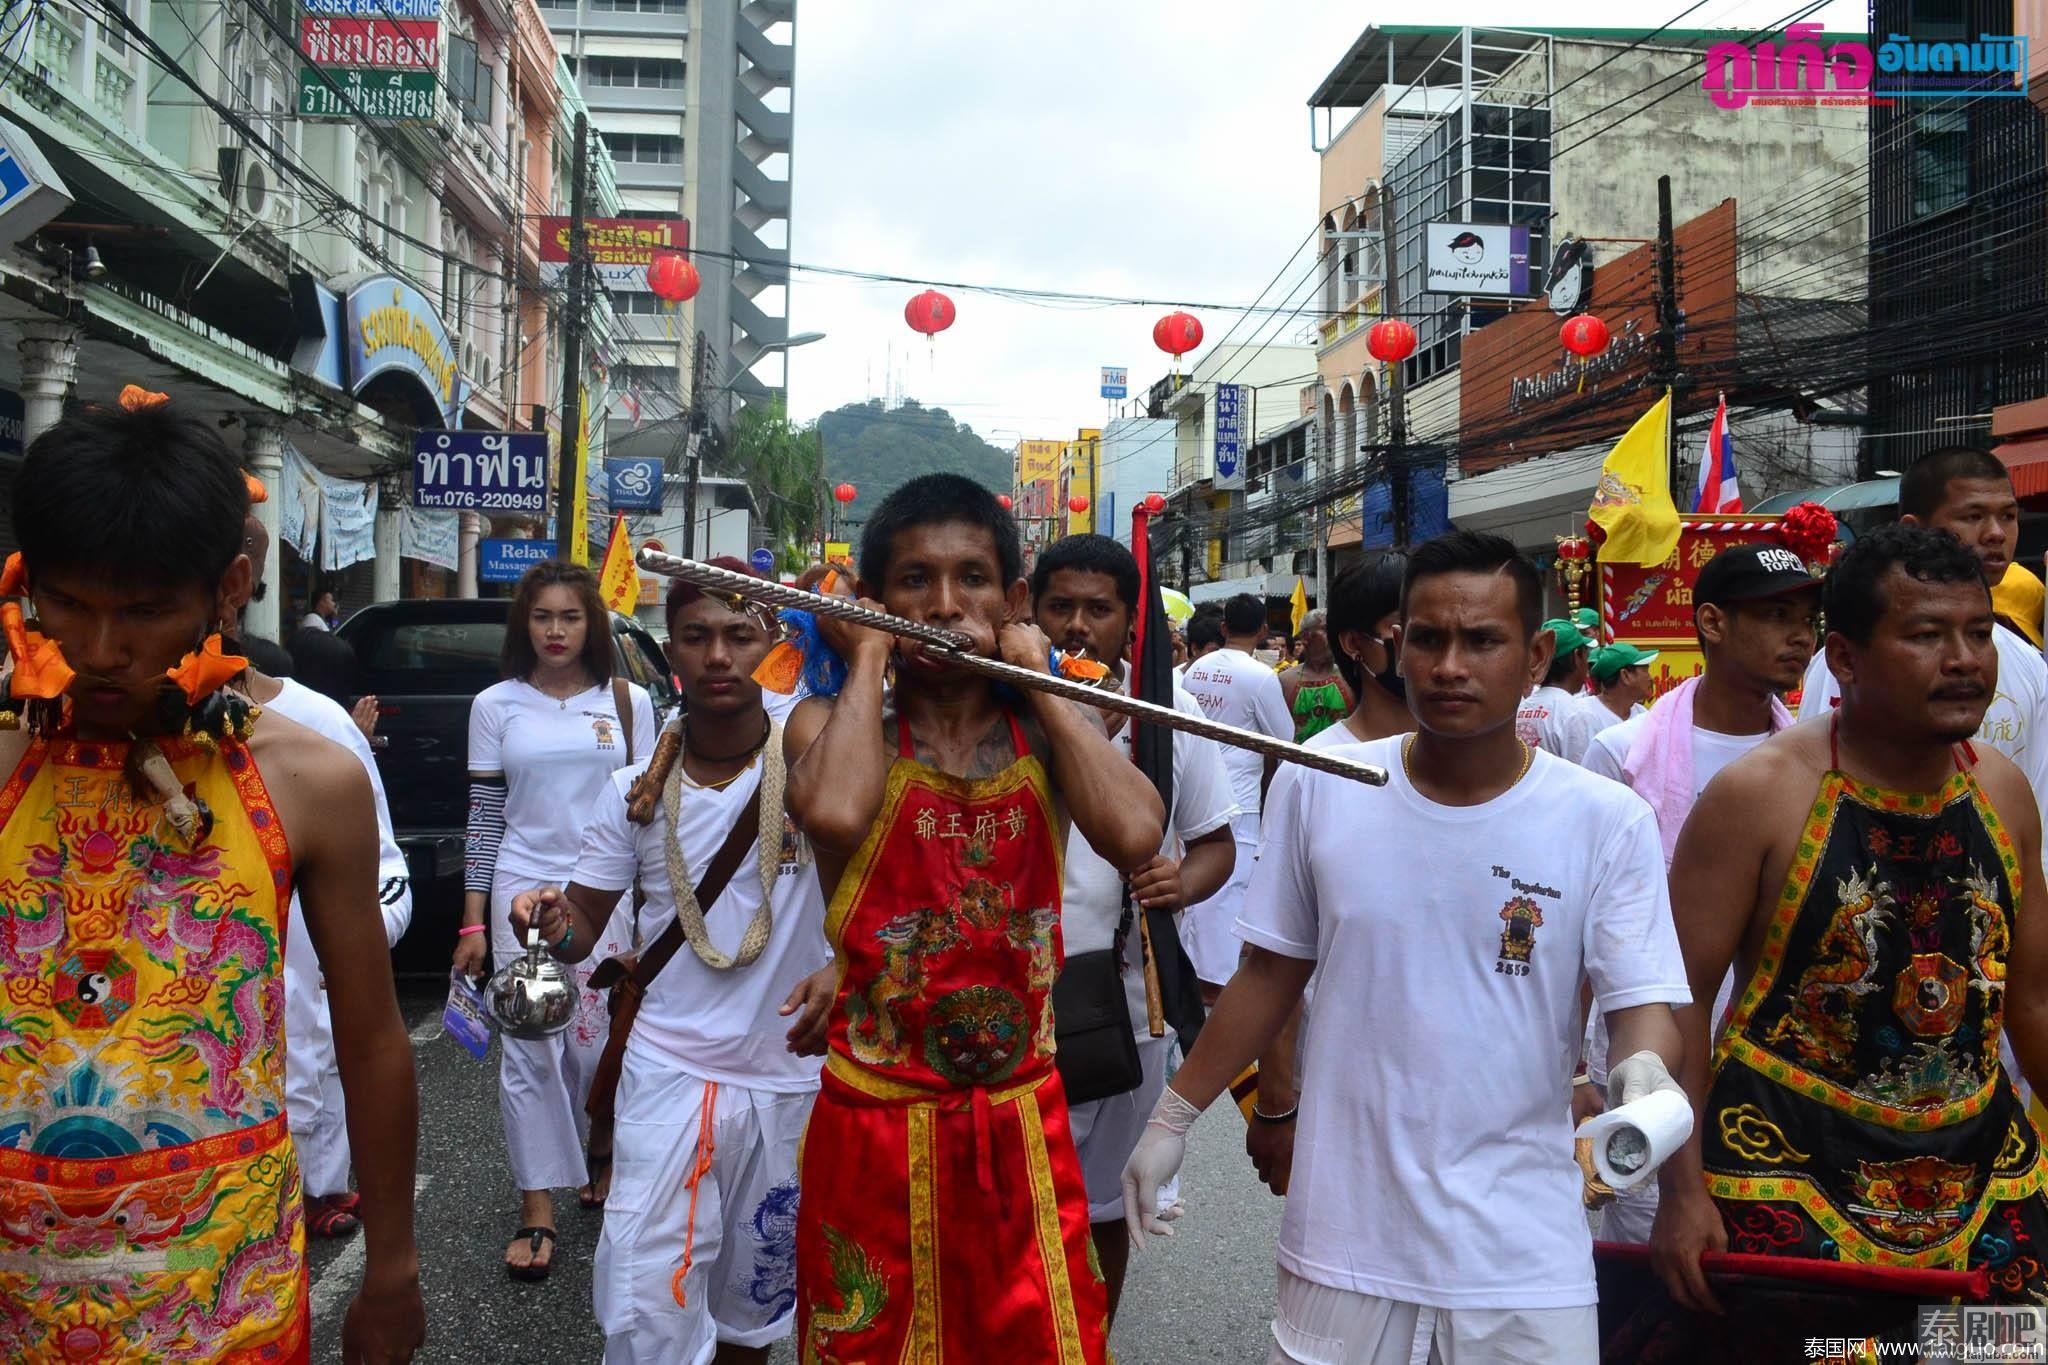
[{"left": 457, "top": 924, "right": 487, "bottom": 937}]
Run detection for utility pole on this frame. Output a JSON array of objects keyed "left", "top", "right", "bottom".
[
  {"left": 1379, "top": 188, "right": 1411, "bottom": 548},
  {"left": 554, "top": 113, "right": 591, "bottom": 559},
  {"left": 1654, "top": 173, "right": 1681, "bottom": 489},
  {"left": 682, "top": 330, "right": 711, "bottom": 558}
]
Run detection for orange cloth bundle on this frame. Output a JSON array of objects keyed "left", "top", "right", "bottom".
[
  {"left": 1, "top": 601, "right": 74, "bottom": 699},
  {"left": 166, "top": 633, "right": 247, "bottom": 704}
]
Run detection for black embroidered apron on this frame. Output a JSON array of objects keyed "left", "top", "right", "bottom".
[{"left": 1703, "top": 724, "right": 2048, "bottom": 1300}]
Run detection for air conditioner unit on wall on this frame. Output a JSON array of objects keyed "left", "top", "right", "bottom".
[{"left": 241, "top": 158, "right": 274, "bottom": 223}]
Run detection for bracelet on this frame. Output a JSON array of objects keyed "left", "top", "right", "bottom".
[
  {"left": 1251, "top": 1103, "right": 1298, "bottom": 1125},
  {"left": 1571, "top": 1073, "right": 1595, "bottom": 1088},
  {"left": 551, "top": 923, "right": 575, "bottom": 956},
  {"left": 457, "top": 924, "right": 487, "bottom": 937}
]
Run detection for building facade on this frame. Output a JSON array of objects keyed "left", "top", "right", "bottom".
[
  {"left": 0, "top": 0, "right": 619, "bottom": 632},
  {"left": 540, "top": 0, "right": 795, "bottom": 471},
  {"left": 1301, "top": 24, "right": 1867, "bottom": 571}
]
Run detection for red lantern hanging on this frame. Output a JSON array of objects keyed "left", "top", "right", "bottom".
[
  {"left": 646, "top": 251, "right": 699, "bottom": 303},
  {"left": 904, "top": 290, "right": 956, "bottom": 337},
  {"left": 996, "top": 494, "right": 1013, "bottom": 511},
  {"left": 1142, "top": 493, "right": 1167, "bottom": 514},
  {"left": 1068, "top": 496, "right": 1089, "bottom": 514},
  {"left": 1152, "top": 311, "right": 1203, "bottom": 360},
  {"left": 833, "top": 483, "right": 857, "bottom": 504},
  {"left": 1366, "top": 318, "right": 1417, "bottom": 364},
  {"left": 1559, "top": 314, "right": 1611, "bottom": 357}
]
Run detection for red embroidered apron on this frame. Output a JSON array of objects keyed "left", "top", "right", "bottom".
[{"left": 796, "top": 710, "right": 1108, "bottom": 1364}]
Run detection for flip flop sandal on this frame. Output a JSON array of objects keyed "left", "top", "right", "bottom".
[
  {"left": 328, "top": 1190, "right": 362, "bottom": 1216},
  {"left": 307, "top": 1198, "right": 361, "bottom": 1239},
  {"left": 579, "top": 1150, "right": 614, "bottom": 1209},
  {"left": 506, "top": 1226, "right": 556, "bottom": 1282}
]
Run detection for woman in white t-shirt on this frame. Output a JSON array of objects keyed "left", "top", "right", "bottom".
[{"left": 455, "top": 562, "right": 656, "bottom": 1281}]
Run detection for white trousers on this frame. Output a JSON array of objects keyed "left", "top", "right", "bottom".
[
  {"left": 594, "top": 1053, "right": 813, "bottom": 1363},
  {"left": 1267, "top": 1268, "right": 1597, "bottom": 1365},
  {"left": 1069, "top": 1031, "right": 1179, "bottom": 1223},
  {"left": 491, "top": 876, "right": 630, "bottom": 1192},
  {"left": 1183, "top": 814, "right": 1259, "bottom": 986},
  {"left": 282, "top": 954, "right": 350, "bottom": 1198}
]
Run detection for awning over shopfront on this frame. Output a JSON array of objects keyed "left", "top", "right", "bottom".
[
  {"left": 1750, "top": 478, "right": 1900, "bottom": 514},
  {"left": 1994, "top": 438, "right": 2048, "bottom": 499}
]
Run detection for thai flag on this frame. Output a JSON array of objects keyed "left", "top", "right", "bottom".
[{"left": 1692, "top": 394, "right": 1741, "bottom": 514}]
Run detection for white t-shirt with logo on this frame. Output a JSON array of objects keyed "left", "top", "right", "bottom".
[
  {"left": 1060, "top": 679, "right": 1238, "bottom": 1035},
  {"left": 1179, "top": 647, "right": 1292, "bottom": 815},
  {"left": 468, "top": 679, "right": 657, "bottom": 881},
  {"left": 1516, "top": 684, "right": 1597, "bottom": 763},
  {"left": 573, "top": 754, "right": 830, "bottom": 1090},
  {"left": 1798, "top": 622, "right": 2048, "bottom": 803},
  {"left": 1237, "top": 737, "right": 1689, "bottom": 1309}
]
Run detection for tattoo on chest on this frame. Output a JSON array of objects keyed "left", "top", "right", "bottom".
[{"left": 881, "top": 701, "right": 1021, "bottom": 780}]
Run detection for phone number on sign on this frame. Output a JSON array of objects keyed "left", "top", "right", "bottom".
[{"left": 414, "top": 490, "right": 546, "bottom": 512}]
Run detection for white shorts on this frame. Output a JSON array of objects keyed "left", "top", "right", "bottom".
[
  {"left": 1068, "top": 1032, "right": 1178, "bottom": 1223},
  {"left": 1183, "top": 819, "right": 1258, "bottom": 986},
  {"left": 594, "top": 1049, "right": 815, "bottom": 1363},
  {"left": 283, "top": 957, "right": 350, "bottom": 1198},
  {"left": 1267, "top": 1267, "right": 1597, "bottom": 1365}
]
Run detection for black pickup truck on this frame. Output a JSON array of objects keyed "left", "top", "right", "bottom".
[{"left": 336, "top": 599, "right": 679, "bottom": 972}]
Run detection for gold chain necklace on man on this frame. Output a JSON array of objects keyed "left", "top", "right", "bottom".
[
  {"left": 1400, "top": 733, "right": 1535, "bottom": 790},
  {"left": 678, "top": 717, "right": 772, "bottom": 791}
]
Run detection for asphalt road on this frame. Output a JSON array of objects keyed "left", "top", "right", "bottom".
[{"left": 309, "top": 981, "right": 1284, "bottom": 1362}]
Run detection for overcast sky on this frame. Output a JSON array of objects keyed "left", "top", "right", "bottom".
[{"left": 781, "top": 0, "right": 1867, "bottom": 443}]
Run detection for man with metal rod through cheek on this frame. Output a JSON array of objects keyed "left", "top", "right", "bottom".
[
  {"left": 0, "top": 393, "right": 423, "bottom": 1362},
  {"left": 1124, "top": 531, "right": 1687, "bottom": 1364},
  {"left": 1648, "top": 525, "right": 2048, "bottom": 1354},
  {"left": 781, "top": 474, "right": 1164, "bottom": 1362}
]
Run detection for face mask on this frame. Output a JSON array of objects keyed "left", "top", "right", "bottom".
[{"left": 1370, "top": 635, "right": 1404, "bottom": 700}]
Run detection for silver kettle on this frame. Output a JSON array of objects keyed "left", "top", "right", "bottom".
[{"left": 486, "top": 925, "right": 579, "bottom": 1040}]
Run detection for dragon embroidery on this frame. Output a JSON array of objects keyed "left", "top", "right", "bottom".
[
  {"left": 1766, "top": 865, "right": 1892, "bottom": 1072},
  {"left": 803, "top": 1224, "right": 886, "bottom": 1364}
]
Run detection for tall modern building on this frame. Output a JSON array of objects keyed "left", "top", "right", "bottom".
[{"left": 540, "top": 0, "right": 795, "bottom": 463}]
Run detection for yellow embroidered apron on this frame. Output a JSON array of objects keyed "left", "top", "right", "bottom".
[{"left": 0, "top": 735, "right": 307, "bottom": 1362}]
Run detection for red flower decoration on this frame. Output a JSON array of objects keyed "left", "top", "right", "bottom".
[{"left": 1778, "top": 501, "right": 1839, "bottom": 566}]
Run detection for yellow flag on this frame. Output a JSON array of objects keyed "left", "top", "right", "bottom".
[
  {"left": 598, "top": 513, "right": 639, "bottom": 614},
  {"left": 1589, "top": 392, "right": 1680, "bottom": 566},
  {"left": 1289, "top": 577, "right": 1309, "bottom": 635}
]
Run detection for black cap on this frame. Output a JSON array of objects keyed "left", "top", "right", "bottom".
[{"left": 1694, "top": 542, "right": 1820, "bottom": 607}]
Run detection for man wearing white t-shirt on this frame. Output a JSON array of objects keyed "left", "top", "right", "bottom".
[
  {"left": 1577, "top": 641, "right": 1658, "bottom": 740},
  {"left": 1031, "top": 535, "right": 1238, "bottom": 1322},
  {"left": 1126, "top": 531, "right": 1689, "bottom": 1364},
  {"left": 1516, "top": 616, "right": 1597, "bottom": 761},
  {"left": 1178, "top": 592, "right": 1293, "bottom": 993},
  {"left": 232, "top": 517, "right": 414, "bottom": 1240},
  {"left": 514, "top": 573, "right": 834, "bottom": 1364},
  {"left": 1578, "top": 541, "right": 1819, "bottom": 1243}
]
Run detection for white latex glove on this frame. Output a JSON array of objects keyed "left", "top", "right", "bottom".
[
  {"left": 1607, "top": 1049, "right": 1684, "bottom": 1109},
  {"left": 1121, "top": 1085, "right": 1200, "bottom": 1251}
]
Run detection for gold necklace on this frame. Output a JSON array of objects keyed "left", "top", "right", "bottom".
[
  {"left": 1401, "top": 733, "right": 1535, "bottom": 790},
  {"left": 677, "top": 718, "right": 771, "bottom": 790}
]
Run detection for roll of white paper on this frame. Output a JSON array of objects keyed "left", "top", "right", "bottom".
[{"left": 1574, "top": 1089, "right": 1694, "bottom": 1191}]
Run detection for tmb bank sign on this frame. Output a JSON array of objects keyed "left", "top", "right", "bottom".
[{"left": 346, "top": 276, "right": 466, "bottom": 427}]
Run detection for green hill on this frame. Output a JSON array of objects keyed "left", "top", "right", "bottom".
[{"left": 817, "top": 400, "right": 1011, "bottom": 526}]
